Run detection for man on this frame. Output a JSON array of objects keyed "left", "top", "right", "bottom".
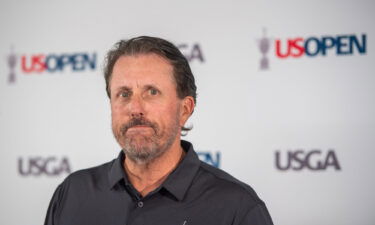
[{"left": 44, "top": 36, "right": 273, "bottom": 225}]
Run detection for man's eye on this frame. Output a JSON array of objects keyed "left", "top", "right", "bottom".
[
  {"left": 149, "top": 88, "right": 158, "bottom": 95},
  {"left": 120, "top": 92, "right": 130, "bottom": 98}
]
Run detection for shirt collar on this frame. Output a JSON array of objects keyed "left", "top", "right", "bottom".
[
  {"left": 162, "top": 140, "right": 201, "bottom": 201},
  {"left": 108, "top": 150, "right": 129, "bottom": 189},
  {"left": 107, "top": 140, "right": 201, "bottom": 201}
]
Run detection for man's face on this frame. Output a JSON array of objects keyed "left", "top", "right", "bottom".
[{"left": 110, "top": 53, "right": 192, "bottom": 163}]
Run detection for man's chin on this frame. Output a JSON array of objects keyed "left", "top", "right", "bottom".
[
  {"left": 124, "top": 136, "right": 154, "bottom": 151},
  {"left": 125, "top": 134, "right": 153, "bottom": 144},
  {"left": 124, "top": 146, "right": 160, "bottom": 164}
]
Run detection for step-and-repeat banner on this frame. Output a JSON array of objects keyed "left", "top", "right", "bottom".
[{"left": 1, "top": 0, "right": 374, "bottom": 224}]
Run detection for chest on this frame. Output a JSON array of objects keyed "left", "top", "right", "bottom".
[{"left": 58, "top": 192, "right": 235, "bottom": 225}]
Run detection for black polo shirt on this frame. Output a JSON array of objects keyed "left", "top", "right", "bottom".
[{"left": 44, "top": 140, "right": 273, "bottom": 225}]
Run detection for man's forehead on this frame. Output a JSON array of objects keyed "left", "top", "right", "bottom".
[
  {"left": 110, "top": 54, "right": 176, "bottom": 88},
  {"left": 113, "top": 53, "right": 172, "bottom": 71}
]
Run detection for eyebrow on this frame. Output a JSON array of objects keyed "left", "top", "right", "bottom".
[
  {"left": 143, "top": 84, "right": 160, "bottom": 91},
  {"left": 115, "top": 84, "right": 160, "bottom": 92},
  {"left": 115, "top": 86, "right": 132, "bottom": 93}
]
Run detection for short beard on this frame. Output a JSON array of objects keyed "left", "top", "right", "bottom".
[
  {"left": 123, "top": 129, "right": 164, "bottom": 164},
  {"left": 112, "top": 115, "right": 180, "bottom": 164}
]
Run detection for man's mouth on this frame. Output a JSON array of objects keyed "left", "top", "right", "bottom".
[
  {"left": 126, "top": 125, "right": 153, "bottom": 133},
  {"left": 129, "top": 125, "right": 151, "bottom": 129},
  {"left": 120, "top": 118, "right": 157, "bottom": 136}
]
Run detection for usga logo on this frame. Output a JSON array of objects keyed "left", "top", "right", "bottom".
[
  {"left": 257, "top": 28, "right": 367, "bottom": 70},
  {"left": 177, "top": 43, "right": 205, "bottom": 63},
  {"left": 275, "top": 149, "right": 341, "bottom": 171},
  {"left": 18, "top": 156, "right": 71, "bottom": 176}
]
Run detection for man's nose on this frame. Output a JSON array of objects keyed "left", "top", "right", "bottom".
[{"left": 128, "top": 95, "right": 145, "bottom": 117}]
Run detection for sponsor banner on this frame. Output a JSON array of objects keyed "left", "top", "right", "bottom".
[{"left": 1, "top": 2, "right": 374, "bottom": 225}]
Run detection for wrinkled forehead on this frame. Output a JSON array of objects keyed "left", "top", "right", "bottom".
[{"left": 110, "top": 53, "right": 177, "bottom": 91}]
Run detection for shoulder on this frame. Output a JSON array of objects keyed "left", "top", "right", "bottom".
[
  {"left": 195, "top": 161, "right": 265, "bottom": 207},
  {"left": 198, "top": 162, "right": 274, "bottom": 224},
  {"left": 59, "top": 159, "right": 115, "bottom": 193},
  {"left": 44, "top": 159, "right": 118, "bottom": 223}
]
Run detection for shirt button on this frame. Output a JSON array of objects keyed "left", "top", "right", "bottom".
[{"left": 137, "top": 201, "right": 144, "bottom": 208}]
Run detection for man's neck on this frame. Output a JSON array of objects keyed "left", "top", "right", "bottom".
[{"left": 123, "top": 140, "right": 186, "bottom": 197}]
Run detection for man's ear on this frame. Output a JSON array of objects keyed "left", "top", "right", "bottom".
[{"left": 179, "top": 96, "right": 195, "bottom": 127}]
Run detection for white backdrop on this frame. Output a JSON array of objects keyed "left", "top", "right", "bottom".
[{"left": 1, "top": 0, "right": 374, "bottom": 224}]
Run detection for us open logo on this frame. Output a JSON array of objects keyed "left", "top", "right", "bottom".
[
  {"left": 6, "top": 46, "right": 97, "bottom": 84},
  {"left": 257, "top": 28, "right": 367, "bottom": 70}
]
